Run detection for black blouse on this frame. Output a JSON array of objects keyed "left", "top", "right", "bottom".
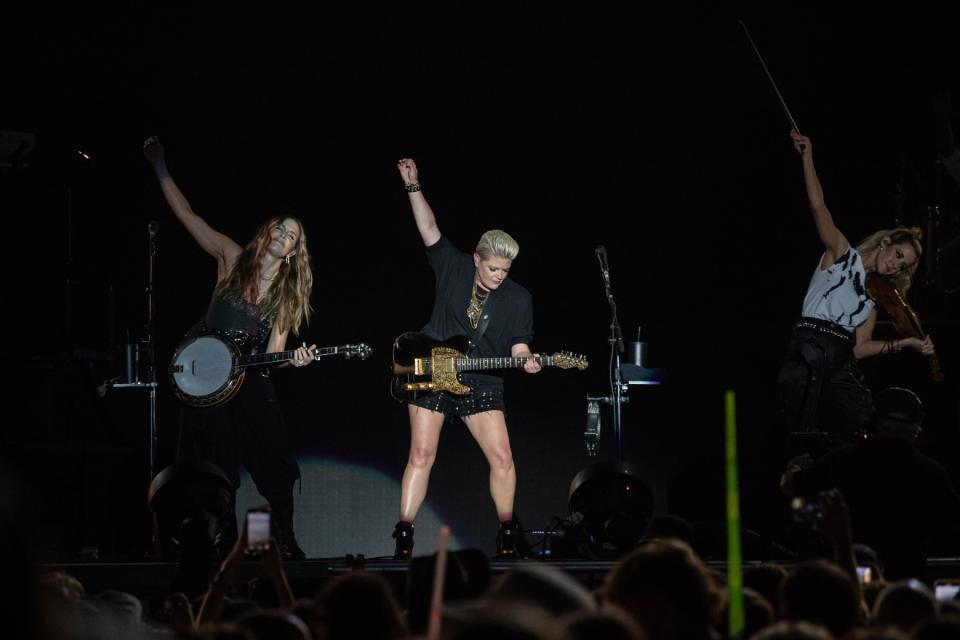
[{"left": 421, "top": 235, "right": 534, "bottom": 359}]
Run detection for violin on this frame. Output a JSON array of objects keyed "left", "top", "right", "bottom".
[{"left": 864, "top": 272, "right": 944, "bottom": 382}]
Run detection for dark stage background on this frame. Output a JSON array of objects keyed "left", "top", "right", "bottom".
[{"left": 3, "top": 7, "right": 959, "bottom": 559}]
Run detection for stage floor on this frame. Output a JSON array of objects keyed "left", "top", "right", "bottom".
[{"left": 45, "top": 556, "right": 960, "bottom": 598}]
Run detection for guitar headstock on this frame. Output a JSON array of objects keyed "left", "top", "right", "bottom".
[
  {"left": 552, "top": 351, "right": 589, "bottom": 370},
  {"left": 327, "top": 343, "right": 372, "bottom": 360}
]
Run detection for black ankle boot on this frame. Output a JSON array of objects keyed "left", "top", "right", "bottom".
[
  {"left": 271, "top": 505, "right": 306, "bottom": 561},
  {"left": 393, "top": 521, "right": 414, "bottom": 560},
  {"left": 496, "top": 520, "right": 523, "bottom": 558}
]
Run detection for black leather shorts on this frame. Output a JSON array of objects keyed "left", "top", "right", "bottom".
[{"left": 409, "top": 375, "right": 505, "bottom": 417}]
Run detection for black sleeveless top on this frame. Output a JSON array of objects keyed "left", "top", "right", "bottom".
[{"left": 188, "top": 289, "right": 272, "bottom": 356}]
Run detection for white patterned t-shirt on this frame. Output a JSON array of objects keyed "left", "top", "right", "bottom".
[{"left": 800, "top": 246, "right": 875, "bottom": 331}]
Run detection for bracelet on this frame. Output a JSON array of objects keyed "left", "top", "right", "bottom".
[{"left": 404, "top": 181, "right": 421, "bottom": 193}]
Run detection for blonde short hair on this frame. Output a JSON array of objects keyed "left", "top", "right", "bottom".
[{"left": 475, "top": 229, "right": 519, "bottom": 260}]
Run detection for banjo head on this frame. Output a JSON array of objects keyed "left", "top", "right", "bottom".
[{"left": 171, "top": 334, "right": 239, "bottom": 404}]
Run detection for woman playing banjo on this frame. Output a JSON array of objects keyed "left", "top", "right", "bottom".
[{"left": 144, "top": 136, "right": 315, "bottom": 559}]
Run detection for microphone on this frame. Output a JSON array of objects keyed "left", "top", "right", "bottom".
[
  {"left": 148, "top": 220, "right": 158, "bottom": 256},
  {"left": 595, "top": 245, "right": 610, "bottom": 286}
]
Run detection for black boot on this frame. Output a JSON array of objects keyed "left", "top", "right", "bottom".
[
  {"left": 271, "top": 505, "right": 306, "bottom": 560},
  {"left": 393, "top": 521, "right": 414, "bottom": 560},
  {"left": 496, "top": 520, "right": 523, "bottom": 559}
]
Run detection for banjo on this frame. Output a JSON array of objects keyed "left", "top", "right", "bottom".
[{"left": 169, "top": 331, "right": 371, "bottom": 407}]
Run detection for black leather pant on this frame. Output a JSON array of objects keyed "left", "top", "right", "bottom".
[
  {"left": 777, "top": 319, "right": 874, "bottom": 438},
  {"left": 177, "top": 373, "right": 300, "bottom": 546}
]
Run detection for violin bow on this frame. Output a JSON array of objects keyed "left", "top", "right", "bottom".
[{"left": 739, "top": 20, "right": 803, "bottom": 134}]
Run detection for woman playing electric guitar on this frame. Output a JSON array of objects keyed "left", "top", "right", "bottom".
[{"left": 392, "top": 157, "right": 540, "bottom": 559}]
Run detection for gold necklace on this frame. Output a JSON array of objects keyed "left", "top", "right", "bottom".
[{"left": 466, "top": 281, "right": 491, "bottom": 329}]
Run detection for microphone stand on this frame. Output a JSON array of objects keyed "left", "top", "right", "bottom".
[
  {"left": 597, "top": 248, "right": 627, "bottom": 460},
  {"left": 146, "top": 221, "right": 158, "bottom": 483},
  {"left": 111, "top": 221, "right": 159, "bottom": 485}
]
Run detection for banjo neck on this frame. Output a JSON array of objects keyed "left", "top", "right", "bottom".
[{"left": 237, "top": 346, "right": 350, "bottom": 369}]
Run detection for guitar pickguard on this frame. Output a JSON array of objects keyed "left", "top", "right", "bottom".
[{"left": 430, "top": 347, "right": 472, "bottom": 395}]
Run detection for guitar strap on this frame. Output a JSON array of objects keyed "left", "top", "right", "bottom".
[{"left": 468, "top": 291, "right": 498, "bottom": 356}]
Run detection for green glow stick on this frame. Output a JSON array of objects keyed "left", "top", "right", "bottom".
[{"left": 725, "top": 390, "right": 744, "bottom": 639}]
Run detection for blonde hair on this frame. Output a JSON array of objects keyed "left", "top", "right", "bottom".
[
  {"left": 216, "top": 216, "right": 314, "bottom": 335},
  {"left": 855, "top": 226, "right": 923, "bottom": 294},
  {"left": 475, "top": 229, "right": 519, "bottom": 261}
]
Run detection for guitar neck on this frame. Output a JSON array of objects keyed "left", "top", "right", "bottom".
[
  {"left": 455, "top": 355, "right": 554, "bottom": 372},
  {"left": 238, "top": 346, "right": 344, "bottom": 368}
]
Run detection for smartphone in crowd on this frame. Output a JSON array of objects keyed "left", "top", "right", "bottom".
[
  {"left": 790, "top": 495, "right": 825, "bottom": 526},
  {"left": 246, "top": 509, "right": 271, "bottom": 553},
  {"left": 935, "top": 579, "right": 960, "bottom": 602},
  {"left": 855, "top": 565, "right": 873, "bottom": 585}
]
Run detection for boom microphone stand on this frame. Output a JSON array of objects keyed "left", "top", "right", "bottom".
[{"left": 595, "top": 245, "right": 627, "bottom": 460}]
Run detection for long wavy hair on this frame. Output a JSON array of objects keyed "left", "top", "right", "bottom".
[
  {"left": 215, "top": 216, "right": 314, "bottom": 335},
  {"left": 855, "top": 226, "right": 923, "bottom": 294}
]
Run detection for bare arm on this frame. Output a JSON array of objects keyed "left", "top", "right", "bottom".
[
  {"left": 791, "top": 131, "right": 848, "bottom": 268},
  {"left": 268, "top": 326, "right": 290, "bottom": 355},
  {"left": 195, "top": 529, "right": 245, "bottom": 627},
  {"left": 261, "top": 540, "right": 295, "bottom": 610},
  {"left": 268, "top": 325, "right": 316, "bottom": 369},
  {"left": 816, "top": 490, "right": 866, "bottom": 615},
  {"left": 853, "top": 309, "right": 935, "bottom": 359},
  {"left": 143, "top": 137, "right": 241, "bottom": 276},
  {"left": 779, "top": 453, "right": 813, "bottom": 496},
  {"left": 397, "top": 158, "right": 441, "bottom": 246}
]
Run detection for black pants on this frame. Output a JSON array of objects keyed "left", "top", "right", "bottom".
[
  {"left": 177, "top": 373, "right": 300, "bottom": 513},
  {"left": 777, "top": 319, "right": 874, "bottom": 439}
]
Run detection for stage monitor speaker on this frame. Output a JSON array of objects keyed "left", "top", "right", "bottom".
[
  {"left": 147, "top": 461, "right": 233, "bottom": 560},
  {"left": 568, "top": 460, "right": 654, "bottom": 556}
]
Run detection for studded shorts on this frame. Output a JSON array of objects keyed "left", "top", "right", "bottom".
[{"left": 409, "top": 375, "right": 505, "bottom": 417}]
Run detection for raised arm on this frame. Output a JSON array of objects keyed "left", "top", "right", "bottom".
[
  {"left": 143, "top": 137, "right": 241, "bottom": 274},
  {"left": 791, "top": 131, "right": 848, "bottom": 268},
  {"left": 397, "top": 158, "right": 441, "bottom": 246},
  {"left": 816, "top": 490, "right": 865, "bottom": 614},
  {"left": 195, "top": 521, "right": 246, "bottom": 627}
]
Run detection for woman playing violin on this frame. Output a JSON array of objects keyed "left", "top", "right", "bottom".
[{"left": 778, "top": 130, "right": 936, "bottom": 441}]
